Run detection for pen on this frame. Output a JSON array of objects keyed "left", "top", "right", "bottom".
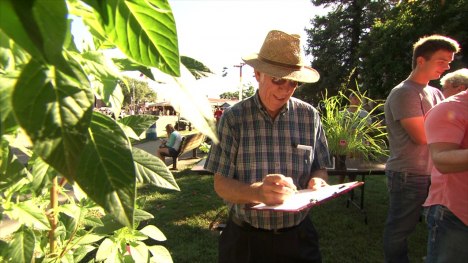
[{"left": 339, "top": 185, "right": 346, "bottom": 189}]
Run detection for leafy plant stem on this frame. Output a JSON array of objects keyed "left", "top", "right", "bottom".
[{"left": 49, "top": 177, "right": 58, "bottom": 254}]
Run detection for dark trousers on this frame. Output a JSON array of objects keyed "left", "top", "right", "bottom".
[{"left": 218, "top": 215, "right": 321, "bottom": 263}]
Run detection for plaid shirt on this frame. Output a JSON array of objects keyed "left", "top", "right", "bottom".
[{"left": 204, "top": 91, "right": 331, "bottom": 230}]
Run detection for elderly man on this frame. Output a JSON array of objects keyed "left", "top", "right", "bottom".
[
  {"left": 440, "top": 68, "right": 468, "bottom": 98},
  {"left": 204, "top": 30, "right": 331, "bottom": 262}
]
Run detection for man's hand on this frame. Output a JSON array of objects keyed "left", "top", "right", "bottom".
[
  {"left": 307, "top": 177, "right": 329, "bottom": 190},
  {"left": 257, "top": 174, "right": 297, "bottom": 206}
]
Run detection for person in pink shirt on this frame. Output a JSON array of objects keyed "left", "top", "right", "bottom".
[{"left": 423, "top": 90, "right": 468, "bottom": 263}]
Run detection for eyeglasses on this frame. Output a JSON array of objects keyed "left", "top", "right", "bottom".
[{"left": 269, "top": 75, "right": 298, "bottom": 88}]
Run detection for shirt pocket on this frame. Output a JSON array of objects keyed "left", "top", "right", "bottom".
[{"left": 288, "top": 147, "right": 313, "bottom": 178}]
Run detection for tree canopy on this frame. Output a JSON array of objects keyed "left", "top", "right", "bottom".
[
  {"left": 118, "top": 76, "right": 158, "bottom": 107},
  {"left": 219, "top": 83, "right": 255, "bottom": 100}
]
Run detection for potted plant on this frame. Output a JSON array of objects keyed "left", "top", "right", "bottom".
[{"left": 319, "top": 90, "right": 389, "bottom": 171}]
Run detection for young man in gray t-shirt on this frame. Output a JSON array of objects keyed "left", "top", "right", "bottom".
[{"left": 383, "top": 35, "right": 459, "bottom": 263}]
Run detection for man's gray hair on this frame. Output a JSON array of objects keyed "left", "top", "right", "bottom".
[{"left": 440, "top": 68, "right": 468, "bottom": 87}]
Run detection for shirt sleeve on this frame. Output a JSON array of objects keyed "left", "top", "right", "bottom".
[
  {"left": 204, "top": 111, "right": 239, "bottom": 178},
  {"left": 167, "top": 132, "right": 176, "bottom": 148},
  {"left": 425, "top": 102, "right": 466, "bottom": 145},
  {"left": 390, "top": 88, "right": 424, "bottom": 121}
]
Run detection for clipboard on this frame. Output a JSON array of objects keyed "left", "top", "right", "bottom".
[{"left": 246, "top": 181, "right": 364, "bottom": 212}]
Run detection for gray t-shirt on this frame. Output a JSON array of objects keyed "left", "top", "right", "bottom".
[{"left": 384, "top": 80, "right": 444, "bottom": 175}]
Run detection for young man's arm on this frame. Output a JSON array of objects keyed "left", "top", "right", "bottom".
[{"left": 400, "top": 116, "right": 427, "bottom": 144}]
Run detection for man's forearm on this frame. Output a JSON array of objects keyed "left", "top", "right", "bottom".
[
  {"left": 214, "top": 174, "right": 262, "bottom": 204},
  {"left": 432, "top": 148, "right": 468, "bottom": 174}
]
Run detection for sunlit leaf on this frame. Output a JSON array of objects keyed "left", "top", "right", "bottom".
[
  {"left": 112, "top": 57, "right": 157, "bottom": 81},
  {"left": 95, "top": 238, "right": 118, "bottom": 262},
  {"left": 129, "top": 241, "right": 149, "bottom": 263},
  {"left": 82, "top": 216, "right": 104, "bottom": 227},
  {"left": 10, "top": 201, "right": 50, "bottom": 230},
  {"left": 151, "top": 66, "right": 218, "bottom": 143},
  {"left": 118, "top": 122, "right": 140, "bottom": 140},
  {"left": 139, "top": 225, "right": 166, "bottom": 241},
  {"left": 73, "top": 50, "right": 125, "bottom": 117},
  {"left": 132, "top": 147, "right": 179, "bottom": 191},
  {"left": 93, "top": 214, "right": 125, "bottom": 235},
  {"left": 30, "top": 155, "right": 59, "bottom": 196},
  {"left": 75, "top": 112, "right": 135, "bottom": 228},
  {"left": 73, "top": 245, "right": 96, "bottom": 263},
  {"left": 5, "top": 225, "right": 35, "bottom": 263},
  {"left": 0, "top": 30, "right": 15, "bottom": 71},
  {"left": 181, "top": 56, "right": 214, "bottom": 80},
  {"left": 0, "top": 138, "right": 30, "bottom": 192},
  {"left": 88, "top": 0, "right": 180, "bottom": 76},
  {"left": 117, "top": 115, "right": 158, "bottom": 137},
  {"left": 148, "top": 245, "right": 173, "bottom": 263},
  {"left": 11, "top": 59, "right": 93, "bottom": 181},
  {"left": 75, "top": 233, "right": 106, "bottom": 245},
  {"left": 134, "top": 209, "right": 154, "bottom": 222},
  {"left": 0, "top": 70, "right": 20, "bottom": 135}
]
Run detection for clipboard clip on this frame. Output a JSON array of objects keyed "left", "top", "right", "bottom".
[{"left": 310, "top": 199, "right": 318, "bottom": 204}]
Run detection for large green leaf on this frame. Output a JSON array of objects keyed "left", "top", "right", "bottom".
[
  {"left": 0, "top": 30, "right": 15, "bottom": 71},
  {"left": 0, "top": 70, "right": 20, "bottom": 135},
  {"left": 132, "top": 147, "right": 179, "bottom": 191},
  {"left": 11, "top": 59, "right": 93, "bottom": 181},
  {"left": 0, "top": 0, "right": 45, "bottom": 62},
  {"left": 112, "top": 57, "right": 157, "bottom": 81},
  {"left": 0, "top": 138, "right": 30, "bottom": 192},
  {"left": 88, "top": 0, "right": 180, "bottom": 76},
  {"left": 156, "top": 65, "right": 218, "bottom": 143},
  {"left": 117, "top": 115, "right": 158, "bottom": 137},
  {"left": 181, "top": 56, "right": 214, "bottom": 80},
  {"left": 74, "top": 51, "right": 125, "bottom": 116},
  {"left": 75, "top": 112, "right": 135, "bottom": 228},
  {"left": 32, "top": 0, "right": 70, "bottom": 72},
  {"left": 4, "top": 225, "right": 35, "bottom": 263},
  {"left": 69, "top": 0, "right": 108, "bottom": 43},
  {"left": 10, "top": 201, "right": 51, "bottom": 230}
]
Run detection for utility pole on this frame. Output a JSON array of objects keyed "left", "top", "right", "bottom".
[
  {"left": 132, "top": 81, "right": 135, "bottom": 114},
  {"left": 233, "top": 63, "right": 245, "bottom": 101}
]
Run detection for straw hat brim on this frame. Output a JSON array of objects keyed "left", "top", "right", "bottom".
[{"left": 242, "top": 53, "right": 320, "bottom": 83}]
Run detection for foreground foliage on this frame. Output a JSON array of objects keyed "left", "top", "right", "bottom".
[{"left": 0, "top": 0, "right": 215, "bottom": 262}]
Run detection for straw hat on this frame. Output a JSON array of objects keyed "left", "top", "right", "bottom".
[{"left": 242, "top": 30, "right": 319, "bottom": 83}]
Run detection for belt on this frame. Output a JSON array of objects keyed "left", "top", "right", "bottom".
[{"left": 230, "top": 215, "right": 300, "bottom": 234}]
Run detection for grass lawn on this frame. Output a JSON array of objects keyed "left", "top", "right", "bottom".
[{"left": 138, "top": 164, "right": 428, "bottom": 263}]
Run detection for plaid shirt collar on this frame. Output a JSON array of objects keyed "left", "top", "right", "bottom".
[{"left": 253, "top": 90, "right": 290, "bottom": 121}]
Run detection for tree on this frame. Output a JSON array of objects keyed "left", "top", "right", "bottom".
[
  {"left": 299, "top": 0, "right": 397, "bottom": 105},
  {"left": 0, "top": 0, "right": 215, "bottom": 261},
  {"left": 219, "top": 82, "right": 256, "bottom": 100},
  {"left": 360, "top": 0, "right": 468, "bottom": 97},
  {"left": 118, "top": 76, "right": 158, "bottom": 107}
]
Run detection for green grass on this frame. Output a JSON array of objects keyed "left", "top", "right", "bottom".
[{"left": 138, "top": 168, "right": 428, "bottom": 263}]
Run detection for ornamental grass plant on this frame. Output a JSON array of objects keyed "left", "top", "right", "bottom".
[{"left": 319, "top": 90, "right": 389, "bottom": 162}]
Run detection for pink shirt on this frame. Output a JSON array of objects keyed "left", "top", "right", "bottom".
[{"left": 423, "top": 90, "right": 468, "bottom": 226}]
